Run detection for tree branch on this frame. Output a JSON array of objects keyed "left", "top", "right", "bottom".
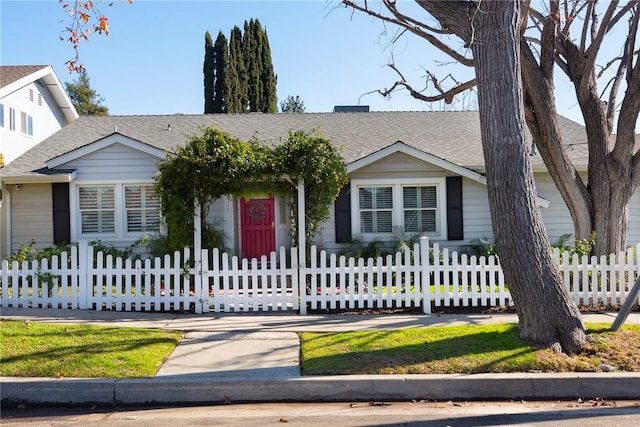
[
  {"left": 341, "top": 0, "right": 474, "bottom": 66},
  {"left": 366, "top": 62, "right": 477, "bottom": 104}
]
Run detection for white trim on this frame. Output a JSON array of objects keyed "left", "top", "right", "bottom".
[
  {"left": 347, "top": 141, "right": 487, "bottom": 184},
  {"left": 0, "top": 171, "right": 77, "bottom": 184},
  {"left": 350, "top": 177, "right": 448, "bottom": 241},
  {"left": 46, "top": 133, "right": 166, "bottom": 168},
  {"left": 70, "top": 180, "right": 160, "bottom": 243}
]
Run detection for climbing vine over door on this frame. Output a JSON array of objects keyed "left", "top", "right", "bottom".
[{"left": 155, "top": 126, "right": 348, "bottom": 251}]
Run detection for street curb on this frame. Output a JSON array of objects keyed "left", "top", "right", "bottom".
[{"left": 3, "top": 373, "right": 640, "bottom": 405}]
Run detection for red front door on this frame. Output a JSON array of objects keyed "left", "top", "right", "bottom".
[{"left": 240, "top": 197, "right": 276, "bottom": 259}]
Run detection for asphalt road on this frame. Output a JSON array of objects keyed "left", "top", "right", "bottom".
[{"left": 2, "top": 400, "right": 640, "bottom": 426}]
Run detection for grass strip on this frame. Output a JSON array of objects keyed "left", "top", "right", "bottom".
[
  {"left": 300, "top": 323, "right": 640, "bottom": 375},
  {"left": 0, "top": 319, "right": 181, "bottom": 378}
]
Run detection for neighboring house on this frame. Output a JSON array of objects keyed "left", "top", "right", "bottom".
[
  {"left": 0, "top": 65, "right": 79, "bottom": 165},
  {"left": 1, "top": 111, "right": 638, "bottom": 258}
]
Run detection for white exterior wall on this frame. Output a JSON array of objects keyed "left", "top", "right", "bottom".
[
  {"left": 8, "top": 183, "right": 53, "bottom": 253},
  {"left": 0, "top": 81, "right": 66, "bottom": 164},
  {"left": 629, "top": 191, "right": 640, "bottom": 245},
  {"left": 459, "top": 178, "right": 493, "bottom": 245},
  {"left": 534, "top": 172, "right": 576, "bottom": 244}
]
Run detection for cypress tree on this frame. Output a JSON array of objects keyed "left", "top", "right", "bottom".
[
  {"left": 259, "top": 27, "right": 278, "bottom": 113},
  {"left": 243, "top": 19, "right": 263, "bottom": 113},
  {"left": 203, "top": 31, "right": 215, "bottom": 113},
  {"left": 204, "top": 18, "right": 277, "bottom": 114},
  {"left": 227, "top": 26, "right": 247, "bottom": 113},
  {"left": 212, "top": 31, "right": 229, "bottom": 113}
]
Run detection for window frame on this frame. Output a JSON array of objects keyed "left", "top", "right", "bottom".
[
  {"left": 71, "top": 181, "right": 161, "bottom": 241},
  {"left": 9, "top": 107, "right": 16, "bottom": 131},
  {"left": 19, "top": 111, "right": 33, "bottom": 136},
  {"left": 350, "top": 178, "right": 448, "bottom": 240}
]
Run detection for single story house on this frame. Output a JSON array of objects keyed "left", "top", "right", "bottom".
[{"left": 1, "top": 111, "right": 638, "bottom": 258}]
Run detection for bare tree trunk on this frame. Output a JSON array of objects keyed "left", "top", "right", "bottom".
[
  {"left": 468, "top": 0, "right": 586, "bottom": 353},
  {"left": 415, "top": 0, "right": 639, "bottom": 257}
]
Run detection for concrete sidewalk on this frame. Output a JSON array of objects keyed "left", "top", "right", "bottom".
[{"left": 1, "top": 307, "right": 639, "bottom": 405}]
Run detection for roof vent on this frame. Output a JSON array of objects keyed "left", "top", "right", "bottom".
[
  {"left": 333, "top": 105, "right": 370, "bottom": 113},
  {"left": 167, "top": 124, "right": 171, "bottom": 131}
]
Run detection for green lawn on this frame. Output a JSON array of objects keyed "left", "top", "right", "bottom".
[
  {"left": 2, "top": 319, "right": 638, "bottom": 379},
  {"left": 0, "top": 320, "right": 181, "bottom": 378},
  {"left": 300, "top": 323, "right": 640, "bottom": 375}
]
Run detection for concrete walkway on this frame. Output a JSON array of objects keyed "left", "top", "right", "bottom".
[{"left": 1, "top": 307, "right": 639, "bottom": 405}]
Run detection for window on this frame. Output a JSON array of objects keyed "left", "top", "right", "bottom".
[
  {"left": 20, "top": 112, "right": 33, "bottom": 136},
  {"left": 125, "top": 185, "right": 160, "bottom": 232},
  {"left": 76, "top": 183, "right": 161, "bottom": 239},
  {"left": 359, "top": 187, "right": 393, "bottom": 233},
  {"left": 9, "top": 108, "right": 16, "bottom": 131},
  {"left": 403, "top": 186, "right": 438, "bottom": 233},
  {"left": 79, "top": 186, "right": 115, "bottom": 233},
  {"left": 0, "top": 104, "right": 4, "bottom": 128},
  {"left": 353, "top": 179, "right": 446, "bottom": 239}
]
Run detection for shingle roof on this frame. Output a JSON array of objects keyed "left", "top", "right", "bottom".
[
  {"left": 0, "top": 65, "right": 49, "bottom": 89},
  {"left": 0, "top": 111, "right": 589, "bottom": 180}
]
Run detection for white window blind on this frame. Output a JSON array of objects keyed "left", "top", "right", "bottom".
[
  {"left": 125, "top": 185, "right": 160, "bottom": 232},
  {"left": 79, "top": 186, "right": 115, "bottom": 233},
  {"left": 403, "top": 186, "right": 437, "bottom": 233},
  {"left": 359, "top": 187, "right": 393, "bottom": 233}
]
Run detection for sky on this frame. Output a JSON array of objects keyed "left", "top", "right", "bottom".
[{"left": 0, "top": 0, "right": 632, "bottom": 129}]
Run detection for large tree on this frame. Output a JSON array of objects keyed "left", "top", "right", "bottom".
[
  {"left": 227, "top": 26, "right": 248, "bottom": 113},
  {"left": 203, "top": 31, "right": 215, "bottom": 114},
  {"left": 258, "top": 26, "right": 278, "bottom": 113},
  {"left": 64, "top": 71, "right": 109, "bottom": 116},
  {"left": 343, "top": 0, "right": 640, "bottom": 257},
  {"left": 344, "top": 0, "right": 589, "bottom": 353},
  {"left": 212, "top": 31, "right": 230, "bottom": 113},
  {"left": 468, "top": 0, "right": 586, "bottom": 353},
  {"left": 203, "top": 19, "right": 277, "bottom": 113}
]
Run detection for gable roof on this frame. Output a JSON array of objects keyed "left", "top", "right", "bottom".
[
  {"left": 347, "top": 140, "right": 487, "bottom": 184},
  {"left": 0, "top": 65, "right": 79, "bottom": 124},
  {"left": 46, "top": 132, "right": 166, "bottom": 168},
  {"left": 0, "top": 111, "right": 589, "bottom": 181}
]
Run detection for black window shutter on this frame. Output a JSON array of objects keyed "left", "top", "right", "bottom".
[
  {"left": 446, "top": 176, "right": 464, "bottom": 240},
  {"left": 334, "top": 183, "right": 351, "bottom": 243},
  {"left": 52, "top": 183, "right": 71, "bottom": 244}
]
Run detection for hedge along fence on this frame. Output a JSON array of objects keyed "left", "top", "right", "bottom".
[{"left": 1, "top": 240, "right": 639, "bottom": 314}]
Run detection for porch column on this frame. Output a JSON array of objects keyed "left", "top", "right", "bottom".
[
  {"left": 297, "top": 181, "right": 307, "bottom": 315},
  {"left": 297, "top": 181, "right": 305, "bottom": 268},
  {"left": 193, "top": 201, "right": 203, "bottom": 314}
]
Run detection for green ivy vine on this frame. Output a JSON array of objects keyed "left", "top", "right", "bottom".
[{"left": 155, "top": 126, "right": 348, "bottom": 251}]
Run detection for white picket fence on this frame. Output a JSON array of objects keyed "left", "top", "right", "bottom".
[{"left": 1, "top": 239, "right": 639, "bottom": 314}]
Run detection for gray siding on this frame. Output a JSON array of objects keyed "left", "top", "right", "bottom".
[
  {"left": 629, "top": 192, "right": 640, "bottom": 245},
  {"left": 55, "top": 143, "right": 160, "bottom": 181},
  {"left": 349, "top": 152, "right": 450, "bottom": 180}
]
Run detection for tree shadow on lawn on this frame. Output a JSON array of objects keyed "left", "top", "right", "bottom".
[{"left": 301, "top": 325, "right": 540, "bottom": 375}]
